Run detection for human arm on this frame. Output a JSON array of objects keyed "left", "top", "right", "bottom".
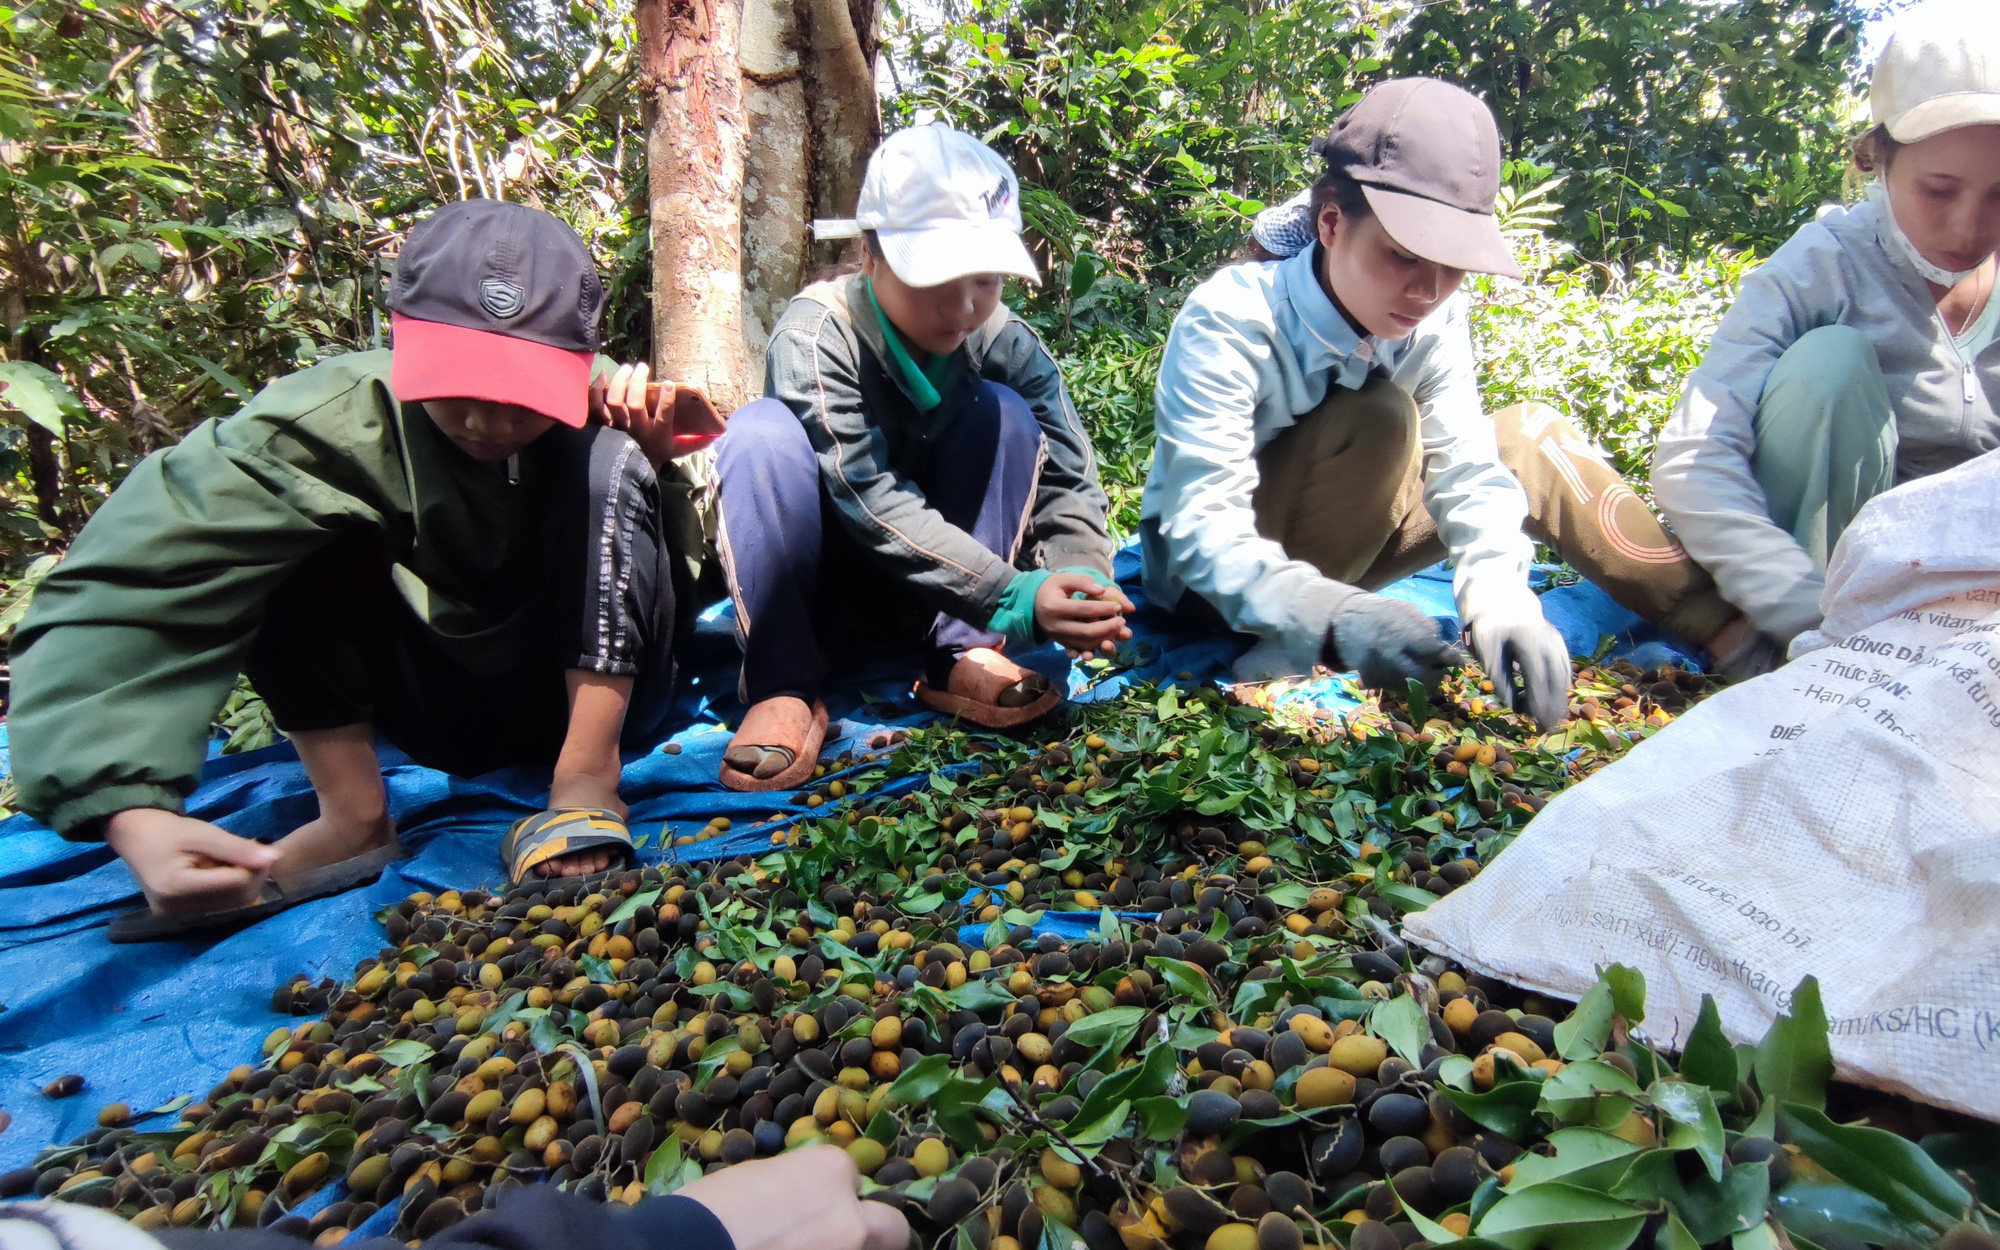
[
  {"left": 764, "top": 306, "right": 1019, "bottom": 624},
  {"left": 977, "top": 315, "right": 1117, "bottom": 580},
  {"left": 1397, "top": 297, "right": 1569, "bottom": 722},
  {"left": 1147, "top": 287, "right": 1375, "bottom": 671},
  {"left": 1651, "top": 241, "right": 1835, "bottom": 643},
  {"left": 9, "top": 412, "right": 373, "bottom": 838}
]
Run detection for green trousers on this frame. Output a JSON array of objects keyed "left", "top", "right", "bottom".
[{"left": 1751, "top": 324, "right": 1898, "bottom": 571}]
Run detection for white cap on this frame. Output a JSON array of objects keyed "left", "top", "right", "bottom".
[
  {"left": 1870, "top": 4, "right": 2000, "bottom": 143},
  {"left": 820, "top": 124, "right": 1040, "bottom": 288}
]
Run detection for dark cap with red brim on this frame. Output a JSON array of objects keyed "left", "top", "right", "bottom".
[
  {"left": 388, "top": 199, "right": 604, "bottom": 428},
  {"left": 1314, "top": 78, "right": 1524, "bottom": 281}
]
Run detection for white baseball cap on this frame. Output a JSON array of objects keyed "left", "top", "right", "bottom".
[
  {"left": 1870, "top": 4, "right": 2000, "bottom": 143},
  {"left": 816, "top": 124, "right": 1041, "bottom": 288}
]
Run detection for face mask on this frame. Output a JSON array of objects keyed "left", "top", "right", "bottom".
[{"left": 1870, "top": 181, "right": 1986, "bottom": 288}]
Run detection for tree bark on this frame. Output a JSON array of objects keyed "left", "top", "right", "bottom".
[
  {"left": 740, "top": 0, "right": 812, "bottom": 380},
  {"left": 804, "top": 0, "right": 881, "bottom": 223},
  {"left": 638, "top": 0, "right": 752, "bottom": 414}
]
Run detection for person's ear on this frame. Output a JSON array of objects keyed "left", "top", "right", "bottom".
[
  {"left": 1316, "top": 202, "right": 1342, "bottom": 250},
  {"left": 860, "top": 245, "right": 879, "bottom": 279}
]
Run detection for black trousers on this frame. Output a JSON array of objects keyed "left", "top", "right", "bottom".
[{"left": 246, "top": 427, "right": 684, "bottom": 779}]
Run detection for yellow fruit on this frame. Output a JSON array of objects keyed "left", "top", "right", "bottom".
[
  {"left": 1041, "top": 1146, "right": 1082, "bottom": 1189},
  {"left": 1492, "top": 1032, "right": 1546, "bottom": 1064},
  {"left": 1207, "top": 1225, "right": 1259, "bottom": 1250},
  {"left": 1294, "top": 1066, "right": 1357, "bottom": 1109},
  {"left": 1289, "top": 1015, "right": 1335, "bottom": 1053},
  {"left": 1442, "top": 998, "right": 1478, "bottom": 1035},
  {"left": 912, "top": 1137, "right": 950, "bottom": 1178},
  {"left": 846, "top": 1138, "right": 887, "bottom": 1175},
  {"left": 1326, "top": 1034, "right": 1388, "bottom": 1077}
]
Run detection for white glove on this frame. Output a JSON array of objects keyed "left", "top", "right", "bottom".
[{"left": 1465, "top": 601, "right": 1573, "bottom": 728}]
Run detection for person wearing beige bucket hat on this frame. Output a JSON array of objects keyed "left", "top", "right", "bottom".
[
  {"left": 1654, "top": 4, "right": 2000, "bottom": 668},
  {"left": 1144, "top": 78, "right": 1760, "bottom": 725}
]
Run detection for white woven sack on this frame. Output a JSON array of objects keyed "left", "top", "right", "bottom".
[{"left": 1404, "top": 449, "right": 2000, "bottom": 1118}]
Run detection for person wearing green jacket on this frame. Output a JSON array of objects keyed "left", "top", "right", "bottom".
[{"left": 7, "top": 200, "right": 715, "bottom": 940}]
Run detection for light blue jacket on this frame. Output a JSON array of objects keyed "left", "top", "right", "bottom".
[{"left": 1141, "top": 246, "right": 1537, "bottom": 669}]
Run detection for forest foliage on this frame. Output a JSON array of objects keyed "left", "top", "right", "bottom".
[{"left": 0, "top": 0, "right": 1881, "bottom": 570}]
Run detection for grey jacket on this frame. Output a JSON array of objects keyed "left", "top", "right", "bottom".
[
  {"left": 761, "top": 273, "right": 1114, "bottom": 623},
  {"left": 1653, "top": 194, "right": 2000, "bottom": 641}
]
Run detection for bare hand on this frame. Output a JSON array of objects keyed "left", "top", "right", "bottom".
[
  {"left": 1035, "top": 572, "right": 1135, "bottom": 659},
  {"left": 676, "top": 1146, "right": 909, "bottom": 1250},
  {"left": 102, "top": 809, "right": 279, "bottom": 918},
  {"left": 591, "top": 362, "right": 724, "bottom": 468}
]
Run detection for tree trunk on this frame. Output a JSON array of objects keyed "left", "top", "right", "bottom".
[
  {"left": 740, "top": 0, "right": 812, "bottom": 380},
  {"left": 804, "top": 0, "right": 881, "bottom": 224},
  {"left": 638, "top": 0, "right": 752, "bottom": 414}
]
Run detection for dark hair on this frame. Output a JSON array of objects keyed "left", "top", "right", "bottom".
[
  {"left": 813, "top": 229, "right": 885, "bottom": 283},
  {"left": 1852, "top": 123, "right": 1903, "bottom": 176},
  {"left": 1308, "top": 164, "right": 1373, "bottom": 232}
]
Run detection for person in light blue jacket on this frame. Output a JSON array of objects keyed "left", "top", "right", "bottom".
[
  {"left": 1144, "top": 79, "right": 1753, "bottom": 723},
  {"left": 1654, "top": 7, "right": 2000, "bottom": 666}
]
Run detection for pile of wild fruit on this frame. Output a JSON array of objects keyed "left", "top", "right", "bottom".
[{"left": 9, "top": 661, "right": 1995, "bottom": 1249}]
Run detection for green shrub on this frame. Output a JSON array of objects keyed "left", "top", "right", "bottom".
[{"left": 1470, "top": 236, "right": 1758, "bottom": 486}]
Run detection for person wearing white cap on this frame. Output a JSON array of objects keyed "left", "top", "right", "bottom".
[
  {"left": 709, "top": 124, "right": 1130, "bottom": 790},
  {"left": 1144, "top": 78, "right": 1756, "bottom": 726},
  {"left": 1654, "top": 5, "right": 2000, "bottom": 668}
]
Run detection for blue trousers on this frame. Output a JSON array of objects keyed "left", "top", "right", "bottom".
[{"left": 716, "top": 382, "right": 1043, "bottom": 704}]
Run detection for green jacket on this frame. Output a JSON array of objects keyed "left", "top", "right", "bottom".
[{"left": 9, "top": 349, "right": 592, "bottom": 837}]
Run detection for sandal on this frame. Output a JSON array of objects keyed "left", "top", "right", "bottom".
[
  {"left": 502, "top": 808, "right": 635, "bottom": 884},
  {"left": 914, "top": 647, "right": 1061, "bottom": 729},
  {"left": 719, "top": 697, "right": 829, "bottom": 792},
  {"left": 106, "top": 843, "right": 407, "bottom": 944}
]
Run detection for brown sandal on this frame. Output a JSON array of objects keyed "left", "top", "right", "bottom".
[
  {"left": 914, "top": 647, "right": 1061, "bottom": 729},
  {"left": 719, "top": 697, "right": 829, "bottom": 792}
]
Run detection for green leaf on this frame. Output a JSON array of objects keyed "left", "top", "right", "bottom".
[
  {"left": 1134, "top": 1095, "right": 1188, "bottom": 1140},
  {"left": 188, "top": 355, "right": 253, "bottom": 399},
  {"left": 1774, "top": 1180, "right": 1926, "bottom": 1248},
  {"left": 1673, "top": 1160, "right": 1771, "bottom": 1244},
  {"left": 1507, "top": 1128, "right": 1642, "bottom": 1190},
  {"left": 1650, "top": 1080, "right": 1725, "bottom": 1180},
  {"left": 1368, "top": 993, "right": 1430, "bottom": 1067},
  {"left": 1403, "top": 679, "right": 1433, "bottom": 727},
  {"left": 1553, "top": 980, "right": 1615, "bottom": 1061},
  {"left": 644, "top": 1134, "right": 686, "bottom": 1194},
  {"left": 1678, "top": 996, "right": 1737, "bottom": 1101},
  {"left": 1537, "top": 1059, "right": 1643, "bottom": 1126},
  {"left": 1603, "top": 965, "right": 1646, "bottom": 1024},
  {"left": 943, "top": 977, "right": 1018, "bottom": 1013},
  {"left": 1146, "top": 957, "right": 1215, "bottom": 1003},
  {"left": 888, "top": 1054, "right": 954, "bottom": 1105},
  {"left": 1780, "top": 1103, "right": 1971, "bottom": 1230},
  {"left": 604, "top": 886, "right": 662, "bottom": 926},
  {"left": 1475, "top": 1183, "right": 1648, "bottom": 1250},
  {"left": 1753, "top": 978, "right": 1831, "bottom": 1110},
  {"left": 1445, "top": 1073, "right": 1546, "bottom": 1140},
  {"left": 1060, "top": 1005, "right": 1145, "bottom": 1050},
  {"left": 579, "top": 954, "right": 617, "bottom": 983},
  {"left": 372, "top": 1039, "right": 435, "bottom": 1068},
  {"left": 1657, "top": 1210, "right": 1702, "bottom": 1250},
  {"left": 0, "top": 361, "right": 81, "bottom": 434}
]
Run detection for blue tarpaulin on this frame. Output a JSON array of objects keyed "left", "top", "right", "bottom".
[{"left": 0, "top": 546, "right": 1696, "bottom": 1173}]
